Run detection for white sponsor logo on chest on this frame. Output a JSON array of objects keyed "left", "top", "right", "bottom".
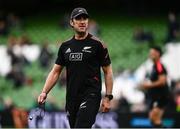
[{"left": 69, "top": 53, "right": 83, "bottom": 61}]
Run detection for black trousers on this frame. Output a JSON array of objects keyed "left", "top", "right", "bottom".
[{"left": 66, "top": 93, "right": 101, "bottom": 128}]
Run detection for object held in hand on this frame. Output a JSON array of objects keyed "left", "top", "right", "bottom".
[{"left": 29, "top": 103, "right": 45, "bottom": 120}]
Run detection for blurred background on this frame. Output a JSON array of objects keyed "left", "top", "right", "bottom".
[{"left": 0, "top": 0, "right": 180, "bottom": 128}]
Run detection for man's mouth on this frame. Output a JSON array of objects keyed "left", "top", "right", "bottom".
[{"left": 79, "top": 24, "right": 86, "bottom": 27}]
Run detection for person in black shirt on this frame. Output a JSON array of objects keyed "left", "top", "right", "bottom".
[
  {"left": 165, "top": 12, "right": 180, "bottom": 43},
  {"left": 140, "top": 46, "right": 169, "bottom": 128},
  {"left": 38, "top": 7, "right": 113, "bottom": 128}
]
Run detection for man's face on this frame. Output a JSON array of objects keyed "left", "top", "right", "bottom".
[
  {"left": 71, "top": 15, "right": 89, "bottom": 33},
  {"left": 149, "top": 48, "right": 160, "bottom": 61}
]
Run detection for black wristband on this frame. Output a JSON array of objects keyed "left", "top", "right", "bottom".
[{"left": 105, "top": 94, "right": 113, "bottom": 100}]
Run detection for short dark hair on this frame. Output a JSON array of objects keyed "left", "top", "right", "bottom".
[{"left": 151, "top": 46, "right": 163, "bottom": 56}]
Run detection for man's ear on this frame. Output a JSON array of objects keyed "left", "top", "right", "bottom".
[{"left": 70, "top": 20, "right": 73, "bottom": 27}]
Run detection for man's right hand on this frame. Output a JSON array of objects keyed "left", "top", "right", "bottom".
[{"left": 38, "top": 92, "right": 47, "bottom": 104}]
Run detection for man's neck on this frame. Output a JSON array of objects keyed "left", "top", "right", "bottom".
[
  {"left": 75, "top": 32, "right": 88, "bottom": 40},
  {"left": 153, "top": 58, "right": 160, "bottom": 63}
]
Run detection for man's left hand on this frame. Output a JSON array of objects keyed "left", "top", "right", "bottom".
[
  {"left": 141, "top": 81, "right": 152, "bottom": 89},
  {"left": 100, "top": 97, "right": 111, "bottom": 113}
]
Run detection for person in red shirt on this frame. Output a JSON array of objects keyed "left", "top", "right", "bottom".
[{"left": 141, "top": 46, "right": 170, "bottom": 128}]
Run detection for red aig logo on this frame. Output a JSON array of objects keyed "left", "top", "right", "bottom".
[{"left": 69, "top": 53, "right": 83, "bottom": 61}]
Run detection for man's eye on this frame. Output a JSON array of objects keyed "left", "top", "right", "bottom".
[
  {"left": 75, "top": 16, "right": 88, "bottom": 20},
  {"left": 75, "top": 17, "right": 81, "bottom": 20}
]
